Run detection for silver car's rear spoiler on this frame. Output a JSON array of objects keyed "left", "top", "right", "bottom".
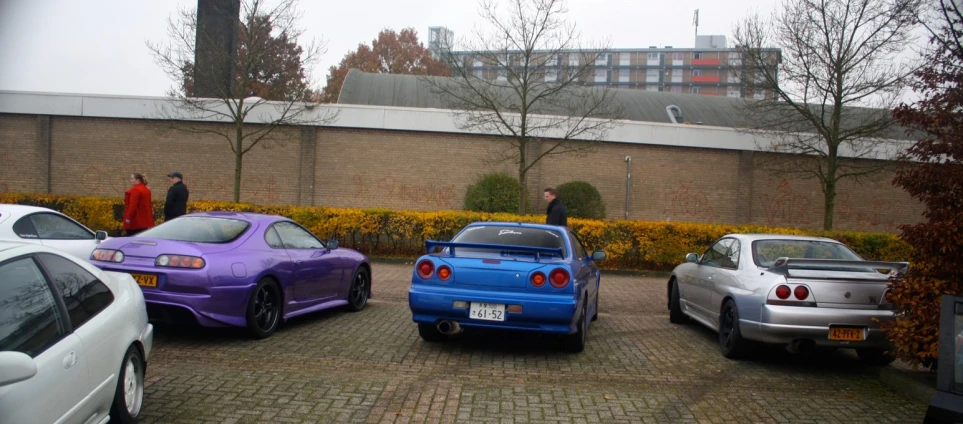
[{"left": 768, "top": 258, "right": 910, "bottom": 277}]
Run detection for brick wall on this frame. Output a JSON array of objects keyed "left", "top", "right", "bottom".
[{"left": 0, "top": 113, "right": 923, "bottom": 233}]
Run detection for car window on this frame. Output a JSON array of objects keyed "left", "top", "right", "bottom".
[
  {"left": 0, "top": 257, "right": 67, "bottom": 357},
  {"left": 752, "top": 239, "right": 863, "bottom": 268},
  {"left": 29, "top": 213, "right": 94, "bottom": 240},
  {"left": 274, "top": 222, "right": 324, "bottom": 249},
  {"left": 701, "top": 239, "right": 733, "bottom": 268},
  {"left": 136, "top": 216, "right": 251, "bottom": 243},
  {"left": 36, "top": 253, "right": 114, "bottom": 330},
  {"left": 724, "top": 239, "right": 741, "bottom": 269},
  {"left": 569, "top": 231, "right": 587, "bottom": 260},
  {"left": 450, "top": 226, "right": 567, "bottom": 258},
  {"left": 12, "top": 216, "right": 39, "bottom": 239},
  {"left": 264, "top": 226, "right": 284, "bottom": 249}
]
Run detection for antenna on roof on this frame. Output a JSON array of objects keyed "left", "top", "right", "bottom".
[{"left": 693, "top": 9, "right": 699, "bottom": 39}]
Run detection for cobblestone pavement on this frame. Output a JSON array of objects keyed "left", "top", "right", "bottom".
[{"left": 139, "top": 262, "right": 925, "bottom": 423}]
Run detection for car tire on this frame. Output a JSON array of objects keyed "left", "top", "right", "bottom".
[
  {"left": 418, "top": 323, "right": 447, "bottom": 342},
  {"left": 563, "top": 303, "right": 588, "bottom": 353},
  {"left": 591, "top": 294, "right": 599, "bottom": 322},
  {"left": 246, "top": 278, "right": 282, "bottom": 339},
  {"left": 856, "top": 348, "right": 897, "bottom": 366},
  {"left": 719, "top": 299, "right": 749, "bottom": 359},
  {"left": 669, "top": 280, "right": 688, "bottom": 324},
  {"left": 109, "top": 345, "right": 145, "bottom": 424},
  {"left": 346, "top": 267, "right": 370, "bottom": 312}
]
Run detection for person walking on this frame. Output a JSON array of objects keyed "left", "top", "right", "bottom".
[
  {"left": 164, "top": 171, "right": 189, "bottom": 221},
  {"left": 544, "top": 187, "right": 567, "bottom": 226},
  {"left": 123, "top": 173, "right": 154, "bottom": 236}
]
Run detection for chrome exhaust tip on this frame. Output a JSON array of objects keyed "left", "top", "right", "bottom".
[{"left": 436, "top": 320, "right": 463, "bottom": 335}]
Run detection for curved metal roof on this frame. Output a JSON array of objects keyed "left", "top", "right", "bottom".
[{"left": 336, "top": 69, "right": 914, "bottom": 140}]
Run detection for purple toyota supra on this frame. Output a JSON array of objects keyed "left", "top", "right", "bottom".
[{"left": 89, "top": 212, "right": 371, "bottom": 338}]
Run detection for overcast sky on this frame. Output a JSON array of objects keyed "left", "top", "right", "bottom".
[{"left": 0, "top": 0, "right": 866, "bottom": 98}]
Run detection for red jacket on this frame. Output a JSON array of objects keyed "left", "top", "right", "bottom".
[{"left": 123, "top": 183, "right": 155, "bottom": 230}]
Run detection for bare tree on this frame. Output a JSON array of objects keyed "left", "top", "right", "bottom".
[
  {"left": 147, "top": 0, "right": 336, "bottom": 203},
  {"left": 424, "top": 0, "right": 623, "bottom": 214},
  {"left": 732, "top": 0, "right": 920, "bottom": 229}
]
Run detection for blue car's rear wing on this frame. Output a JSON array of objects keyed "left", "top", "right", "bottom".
[
  {"left": 425, "top": 240, "right": 563, "bottom": 261},
  {"left": 769, "top": 258, "right": 909, "bottom": 278}
]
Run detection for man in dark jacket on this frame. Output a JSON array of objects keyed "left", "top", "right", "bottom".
[
  {"left": 544, "top": 187, "right": 567, "bottom": 226},
  {"left": 164, "top": 171, "right": 189, "bottom": 221}
]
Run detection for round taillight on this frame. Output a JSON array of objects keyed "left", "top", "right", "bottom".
[
  {"left": 793, "top": 285, "right": 809, "bottom": 300},
  {"left": 157, "top": 255, "right": 170, "bottom": 266},
  {"left": 417, "top": 260, "right": 434, "bottom": 279},
  {"left": 531, "top": 272, "right": 546, "bottom": 287},
  {"left": 181, "top": 256, "right": 194, "bottom": 267},
  {"left": 192, "top": 258, "right": 205, "bottom": 268},
  {"left": 549, "top": 269, "right": 570, "bottom": 288},
  {"left": 775, "top": 285, "right": 791, "bottom": 299},
  {"left": 438, "top": 266, "right": 451, "bottom": 281}
]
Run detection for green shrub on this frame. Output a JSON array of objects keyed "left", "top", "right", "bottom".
[
  {"left": 463, "top": 173, "right": 526, "bottom": 213},
  {"left": 556, "top": 181, "right": 606, "bottom": 219}
]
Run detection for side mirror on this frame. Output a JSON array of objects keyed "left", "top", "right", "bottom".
[
  {"left": 685, "top": 253, "right": 699, "bottom": 263},
  {"left": 590, "top": 250, "right": 607, "bottom": 261},
  {"left": 95, "top": 231, "right": 108, "bottom": 241},
  {"left": 0, "top": 351, "right": 37, "bottom": 387},
  {"left": 326, "top": 239, "right": 339, "bottom": 249}
]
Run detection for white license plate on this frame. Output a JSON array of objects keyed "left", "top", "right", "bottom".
[{"left": 469, "top": 302, "right": 506, "bottom": 322}]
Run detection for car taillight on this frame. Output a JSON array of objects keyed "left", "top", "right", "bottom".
[
  {"left": 155, "top": 254, "right": 205, "bottom": 269},
  {"left": 437, "top": 266, "right": 451, "bottom": 281},
  {"left": 775, "top": 285, "right": 791, "bottom": 299},
  {"left": 91, "top": 249, "right": 124, "bottom": 263},
  {"left": 416, "top": 260, "right": 434, "bottom": 279},
  {"left": 549, "top": 269, "right": 570, "bottom": 288},
  {"left": 531, "top": 272, "right": 546, "bottom": 287},
  {"left": 793, "top": 285, "right": 809, "bottom": 300}
]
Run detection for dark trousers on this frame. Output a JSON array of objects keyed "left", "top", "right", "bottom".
[{"left": 125, "top": 228, "right": 147, "bottom": 236}]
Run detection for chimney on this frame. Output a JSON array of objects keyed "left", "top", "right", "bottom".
[{"left": 193, "top": 0, "right": 240, "bottom": 98}]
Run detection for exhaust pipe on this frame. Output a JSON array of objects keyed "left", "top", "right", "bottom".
[
  {"left": 787, "top": 339, "right": 816, "bottom": 355},
  {"left": 436, "top": 320, "right": 463, "bottom": 335}
]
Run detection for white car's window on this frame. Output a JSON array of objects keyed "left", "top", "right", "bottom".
[
  {"left": 27, "top": 213, "right": 93, "bottom": 240},
  {"left": 274, "top": 222, "right": 324, "bottom": 249},
  {"left": 36, "top": 253, "right": 114, "bottom": 330},
  {"left": 0, "top": 257, "right": 67, "bottom": 357}
]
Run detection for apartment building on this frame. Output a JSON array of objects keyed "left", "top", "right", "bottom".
[{"left": 428, "top": 28, "right": 781, "bottom": 99}]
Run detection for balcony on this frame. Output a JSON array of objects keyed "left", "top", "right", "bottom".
[{"left": 691, "top": 59, "right": 721, "bottom": 66}]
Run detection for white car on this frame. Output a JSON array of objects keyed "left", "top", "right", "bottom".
[
  {"left": 0, "top": 242, "right": 153, "bottom": 424},
  {"left": 0, "top": 204, "right": 112, "bottom": 262}
]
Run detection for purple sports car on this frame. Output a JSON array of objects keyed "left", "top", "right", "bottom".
[{"left": 89, "top": 212, "right": 371, "bottom": 338}]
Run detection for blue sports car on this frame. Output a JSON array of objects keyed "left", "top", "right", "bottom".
[{"left": 408, "top": 222, "right": 606, "bottom": 352}]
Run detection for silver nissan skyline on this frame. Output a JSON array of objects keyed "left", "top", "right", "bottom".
[{"left": 667, "top": 234, "right": 909, "bottom": 365}]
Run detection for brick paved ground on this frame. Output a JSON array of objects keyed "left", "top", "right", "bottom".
[{"left": 138, "top": 263, "right": 925, "bottom": 423}]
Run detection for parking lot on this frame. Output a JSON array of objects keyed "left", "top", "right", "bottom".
[{"left": 138, "top": 262, "right": 926, "bottom": 423}]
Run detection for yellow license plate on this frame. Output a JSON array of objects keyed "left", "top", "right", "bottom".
[
  {"left": 132, "top": 273, "right": 157, "bottom": 287},
  {"left": 829, "top": 326, "right": 865, "bottom": 341}
]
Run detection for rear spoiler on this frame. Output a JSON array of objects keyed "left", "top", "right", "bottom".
[
  {"left": 769, "top": 258, "right": 909, "bottom": 277},
  {"left": 425, "top": 240, "right": 563, "bottom": 261}
]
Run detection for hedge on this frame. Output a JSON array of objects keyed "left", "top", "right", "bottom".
[{"left": 0, "top": 193, "right": 913, "bottom": 271}]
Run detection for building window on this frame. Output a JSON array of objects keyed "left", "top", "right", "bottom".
[
  {"left": 646, "top": 52, "right": 659, "bottom": 60},
  {"left": 473, "top": 57, "right": 483, "bottom": 68},
  {"left": 692, "top": 69, "right": 702, "bottom": 76},
  {"left": 670, "top": 86, "right": 682, "bottom": 93},
  {"left": 692, "top": 86, "right": 701, "bottom": 94},
  {"left": 595, "top": 69, "right": 607, "bottom": 83},
  {"left": 753, "top": 89, "right": 766, "bottom": 100},
  {"left": 727, "top": 87, "right": 741, "bottom": 97},
  {"left": 547, "top": 54, "right": 558, "bottom": 66},
  {"left": 694, "top": 52, "right": 703, "bottom": 59},
  {"left": 619, "top": 53, "right": 630, "bottom": 66},
  {"left": 569, "top": 54, "right": 579, "bottom": 66},
  {"left": 672, "top": 52, "right": 683, "bottom": 60},
  {"left": 618, "top": 69, "right": 629, "bottom": 82},
  {"left": 728, "top": 53, "right": 741, "bottom": 66},
  {"left": 545, "top": 69, "right": 557, "bottom": 82},
  {"left": 646, "top": 85, "right": 659, "bottom": 92},
  {"left": 497, "top": 69, "right": 507, "bottom": 81},
  {"left": 595, "top": 54, "right": 607, "bottom": 66},
  {"left": 646, "top": 69, "right": 659, "bottom": 82},
  {"left": 474, "top": 69, "right": 483, "bottom": 78}
]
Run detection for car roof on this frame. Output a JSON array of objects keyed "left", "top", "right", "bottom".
[
  {"left": 0, "top": 204, "right": 56, "bottom": 215},
  {"left": 182, "top": 211, "right": 288, "bottom": 224},
  {"left": 464, "top": 221, "right": 568, "bottom": 232},
  {"left": 727, "top": 233, "right": 841, "bottom": 243},
  {"left": 0, "top": 240, "right": 51, "bottom": 256}
]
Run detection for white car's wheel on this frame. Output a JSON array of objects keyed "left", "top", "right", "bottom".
[{"left": 110, "top": 345, "right": 145, "bottom": 423}]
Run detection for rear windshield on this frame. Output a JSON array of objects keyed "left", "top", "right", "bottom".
[
  {"left": 136, "top": 217, "right": 251, "bottom": 243},
  {"left": 449, "top": 225, "right": 566, "bottom": 257},
  {"left": 752, "top": 239, "right": 862, "bottom": 268}
]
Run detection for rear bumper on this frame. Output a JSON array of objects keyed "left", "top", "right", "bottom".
[
  {"left": 142, "top": 285, "right": 254, "bottom": 328},
  {"left": 408, "top": 285, "right": 579, "bottom": 334},
  {"left": 739, "top": 304, "right": 895, "bottom": 348}
]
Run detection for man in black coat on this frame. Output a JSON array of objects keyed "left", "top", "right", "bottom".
[
  {"left": 164, "top": 171, "right": 190, "bottom": 221},
  {"left": 544, "top": 187, "right": 567, "bottom": 226}
]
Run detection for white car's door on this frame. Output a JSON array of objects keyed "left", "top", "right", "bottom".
[
  {"left": 0, "top": 256, "right": 92, "bottom": 424},
  {"left": 22, "top": 212, "right": 101, "bottom": 261}
]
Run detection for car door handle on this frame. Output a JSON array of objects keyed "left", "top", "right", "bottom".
[{"left": 63, "top": 351, "right": 77, "bottom": 369}]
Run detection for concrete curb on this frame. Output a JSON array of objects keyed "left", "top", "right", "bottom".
[{"left": 877, "top": 363, "right": 937, "bottom": 405}]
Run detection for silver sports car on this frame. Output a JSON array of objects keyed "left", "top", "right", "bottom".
[{"left": 667, "top": 234, "right": 908, "bottom": 364}]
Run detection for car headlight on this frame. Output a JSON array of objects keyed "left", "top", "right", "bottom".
[{"left": 91, "top": 249, "right": 125, "bottom": 263}]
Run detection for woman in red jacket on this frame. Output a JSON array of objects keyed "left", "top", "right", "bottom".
[{"left": 123, "top": 173, "right": 154, "bottom": 236}]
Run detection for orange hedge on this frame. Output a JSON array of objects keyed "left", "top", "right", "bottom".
[{"left": 0, "top": 193, "right": 912, "bottom": 271}]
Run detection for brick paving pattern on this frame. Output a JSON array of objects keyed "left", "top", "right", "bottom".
[{"left": 138, "top": 263, "right": 925, "bottom": 423}]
